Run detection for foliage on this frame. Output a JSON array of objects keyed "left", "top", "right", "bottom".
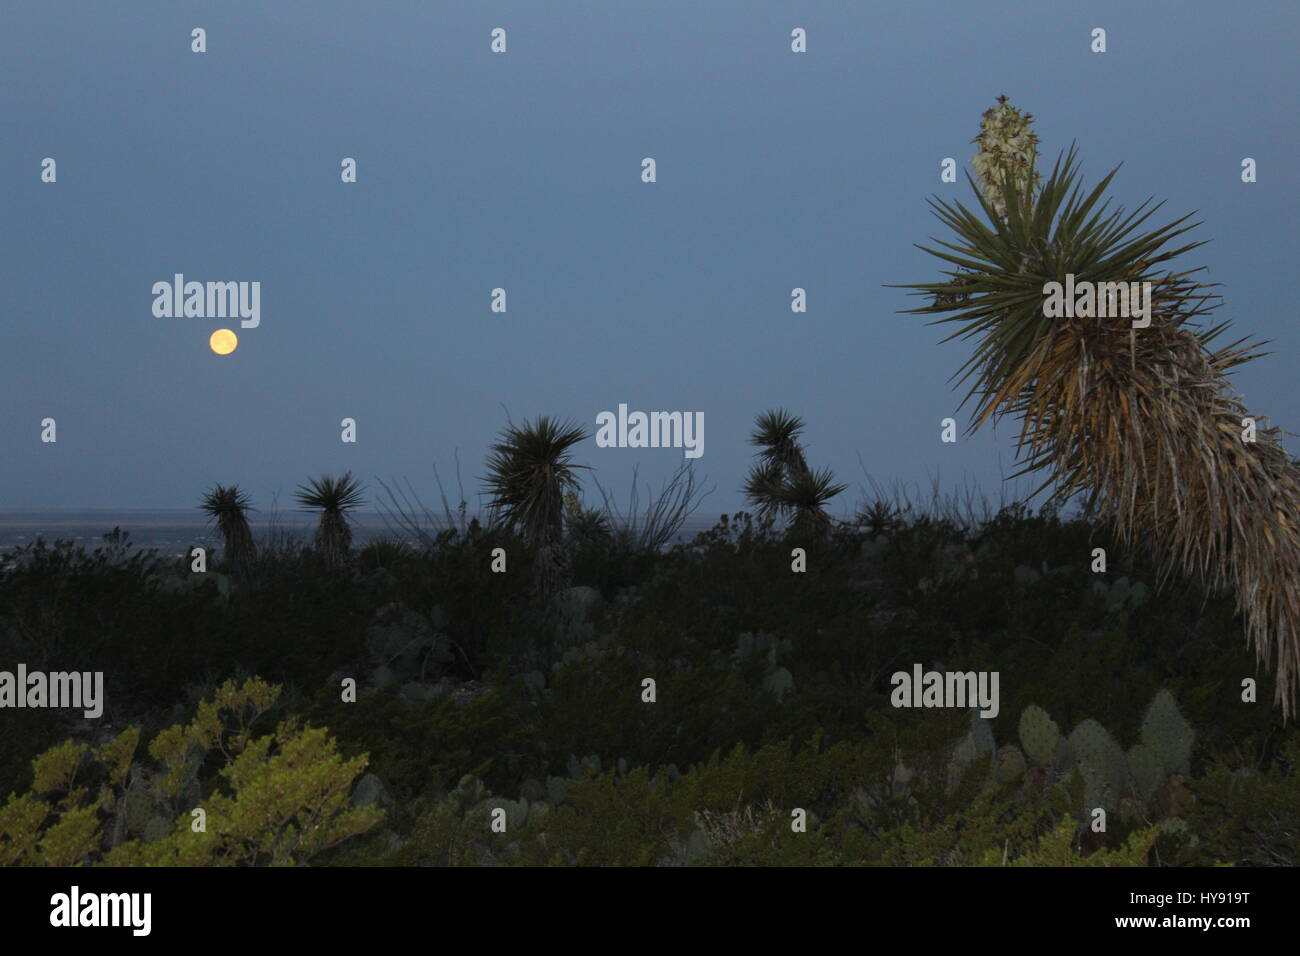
[
  {"left": 743, "top": 409, "right": 846, "bottom": 536},
  {"left": 1182, "top": 737, "right": 1300, "bottom": 866},
  {"left": 482, "top": 415, "right": 590, "bottom": 594},
  {"left": 295, "top": 472, "right": 366, "bottom": 566},
  {"left": 589, "top": 462, "right": 713, "bottom": 556},
  {"left": 0, "top": 678, "right": 380, "bottom": 866},
  {"left": 894, "top": 95, "right": 1300, "bottom": 716},
  {"left": 198, "top": 484, "right": 256, "bottom": 576},
  {"left": 1, "top": 494, "right": 1286, "bottom": 866}
]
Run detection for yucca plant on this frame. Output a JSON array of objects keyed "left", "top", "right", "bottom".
[
  {"left": 744, "top": 409, "right": 845, "bottom": 535},
  {"left": 894, "top": 96, "right": 1300, "bottom": 717},
  {"left": 751, "top": 408, "right": 811, "bottom": 479},
  {"left": 778, "top": 467, "right": 849, "bottom": 538},
  {"left": 564, "top": 489, "right": 611, "bottom": 545},
  {"left": 295, "top": 472, "right": 365, "bottom": 565},
  {"left": 856, "top": 499, "right": 906, "bottom": 537},
  {"left": 482, "top": 416, "right": 590, "bottom": 594},
  {"left": 199, "top": 484, "right": 255, "bottom": 577},
  {"left": 743, "top": 459, "right": 789, "bottom": 521},
  {"left": 359, "top": 536, "right": 411, "bottom": 572}
]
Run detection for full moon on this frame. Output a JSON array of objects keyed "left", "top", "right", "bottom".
[{"left": 209, "top": 329, "right": 238, "bottom": 355}]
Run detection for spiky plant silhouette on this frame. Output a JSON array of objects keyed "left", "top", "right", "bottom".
[
  {"left": 295, "top": 472, "right": 365, "bottom": 565},
  {"left": 482, "top": 416, "right": 590, "bottom": 594},
  {"left": 778, "top": 467, "right": 848, "bottom": 538},
  {"left": 895, "top": 96, "right": 1300, "bottom": 717},
  {"left": 743, "top": 460, "right": 789, "bottom": 522},
  {"left": 744, "top": 409, "right": 844, "bottom": 535},
  {"left": 751, "top": 408, "right": 811, "bottom": 479},
  {"left": 199, "top": 484, "right": 255, "bottom": 577},
  {"left": 564, "top": 489, "right": 611, "bottom": 545}
]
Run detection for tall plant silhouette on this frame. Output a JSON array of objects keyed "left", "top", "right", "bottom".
[
  {"left": 295, "top": 472, "right": 365, "bottom": 565},
  {"left": 744, "top": 409, "right": 845, "bottom": 535},
  {"left": 752, "top": 409, "right": 810, "bottom": 479},
  {"left": 895, "top": 95, "right": 1300, "bottom": 717},
  {"left": 779, "top": 467, "right": 848, "bottom": 538},
  {"left": 199, "top": 484, "right": 255, "bottom": 577},
  {"left": 482, "top": 416, "right": 590, "bottom": 594}
]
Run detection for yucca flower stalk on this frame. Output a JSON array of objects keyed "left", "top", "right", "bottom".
[
  {"left": 971, "top": 94, "right": 1041, "bottom": 222},
  {"left": 199, "top": 484, "right": 256, "bottom": 577},
  {"left": 482, "top": 416, "right": 590, "bottom": 594},
  {"left": 295, "top": 472, "right": 365, "bottom": 566},
  {"left": 895, "top": 96, "right": 1300, "bottom": 717}
]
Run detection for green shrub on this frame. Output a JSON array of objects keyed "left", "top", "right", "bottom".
[{"left": 0, "top": 678, "right": 381, "bottom": 866}]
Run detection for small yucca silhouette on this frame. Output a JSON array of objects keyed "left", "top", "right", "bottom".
[
  {"left": 482, "top": 415, "right": 590, "bottom": 594},
  {"left": 897, "top": 97, "right": 1300, "bottom": 717},
  {"left": 295, "top": 472, "right": 365, "bottom": 565},
  {"left": 199, "top": 483, "right": 255, "bottom": 575},
  {"left": 743, "top": 409, "right": 845, "bottom": 535}
]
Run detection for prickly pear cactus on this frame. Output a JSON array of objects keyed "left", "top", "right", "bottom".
[
  {"left": 1018, "top": 704, "right": 1060, "bottom": 767},
  {"left": 734, "top": 631, "right": 789, "bottom": 663},
  {"left": 762, "top": 665, "right": 795, "bottom": 702},
  {"left": 451, "top": 773, "right": 485, "bottom": 811},
  {"left": 1069, "top": 719, "right": 1127, "bottom": 813},
  {"left": 969, "top": 709, "right": 995, "bottom": 755},
  {"left": 1052, "top": 737, "right": 1075, "bottom": 774},
  {"left": 519, "top": 777, "right": 545, "bottom": 803},
  {"left": 1139, "top": 689, "right": 1195, "bottom": 776},
  {"left": 1108, "top": 577, "right": 1132, "bottom": 613},
  {"left": 892, "top": 761, "right": 914, "bottom": 790},
  {"left": 1126, "top": 742, "right": 1165, "bottom": 802},
  {"left": 995, "top": 745, "right": 1027, "bottom": 785},
  {"left": 947, "top": 709, "right": 997, "bottom": 791},
  {"left": 566, "top": 753, "right": 601, "bottom": 779}
]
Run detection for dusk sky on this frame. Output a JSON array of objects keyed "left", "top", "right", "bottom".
[{"left": 3, "top": 1, "right": 1297, "bottom": 516}]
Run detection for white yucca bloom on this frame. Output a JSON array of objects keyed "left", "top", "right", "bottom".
[{"left": 971, "top": 95, "right": 1041, "bottom": 221}]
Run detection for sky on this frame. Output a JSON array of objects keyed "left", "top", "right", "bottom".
[{"left": 2, "top": 0, "right": 1297, "bottom": 517}]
